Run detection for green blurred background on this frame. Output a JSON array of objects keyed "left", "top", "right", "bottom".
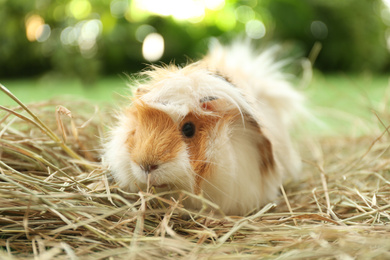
[{"left": 1, "top": 0, "right": 389, "bottom": 80}]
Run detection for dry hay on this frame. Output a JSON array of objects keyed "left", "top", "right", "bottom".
[{"left": 0, "top": 83, "right": 389, "bottom": 260}]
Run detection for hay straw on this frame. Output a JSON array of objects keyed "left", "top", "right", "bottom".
[{"left": 1, "top": 82, "right": 390, "bottom": 259}]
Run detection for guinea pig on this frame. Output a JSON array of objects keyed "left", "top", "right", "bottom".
[{"left": 103, "top": 40, "right": 304, "bottom": 216}]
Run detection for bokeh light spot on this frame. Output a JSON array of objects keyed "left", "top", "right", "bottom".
[
  {"left": 136, "top": 0, "right": 170, "bottom": 16},
  {"left": 133, "top": 0, "right": 210, "bottom": 22},
  {"left": 36, "top": 24, "right": 51, "bottom": 42},
  {"left": 68, "top": 0, "right": 92, "bottom": 20},
  {"left": 245, "top": 19, "right": 266, "bottom": 39},
  {"left": 25, "top": 14, "right": 45, "bottom": 42},
  {"left": 60, "top": 19, "right": 102, "bottom": 58},
  {"left": 142, "top": 33, "right": 164, "bottom": 62},
  {"left": 381, "top": 8, "right": 390, "bottom": 26},
  {"left": 60, "top": 26, "right": 78, "bottom": 45},
  {"left": 78, "top": 19, "right": 102, "bottom": 58},
  {"left": 235, "top": 5, "right": 255, "bottom": 23},
  {"left": 126, "top": 0, "right": 149, "bottom": 22},
  {"left": 81, "top": 19, "right": 102, "bottom": 41},
  {"left": 384, "top": 0, "right": 390, "bottom": 9},
  {"left": 205, "top": 0, "right": 225, "bottom": 10},
  {"left": 177, "top": 1, "right": 205, "bottom": 23},
  {"left": 310, "top": 20, "right": 328, "bottom": 40},
  {"left": 110, "top": 0, "right": 128, "bottom": 18}
]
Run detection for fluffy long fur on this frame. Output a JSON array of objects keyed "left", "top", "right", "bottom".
[{"left": 103, "top": 40, "right": 303, "bottom": 215}]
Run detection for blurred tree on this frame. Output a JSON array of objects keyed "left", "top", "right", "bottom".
[
  {"left": 265, "top": 0, "right": 389, "bottom": 72},
  {"left": 0, "top": 1, "right": 50, "bottom": 77},
  {"left": 0, "top": 0, "right": 388, "bottom": 82}
]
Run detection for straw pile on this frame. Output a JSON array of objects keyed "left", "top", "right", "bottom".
[{"left": 0, "top": 83, "right": 389, "bottom": 259}]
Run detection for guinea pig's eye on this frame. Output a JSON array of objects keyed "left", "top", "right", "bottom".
[{"left": 181, "top": 122, "right": 196, "bottom": 138}]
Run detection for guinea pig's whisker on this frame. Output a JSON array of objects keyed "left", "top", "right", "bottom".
[
  {"left": 172, "top": 182, "right": 188, "bottom": 193},
  {"left": 190, "top": 172, "right": 240, "bottom": 204},
  {"left": 189, "top": 159, "right": 224, "bottom": 168},
  {"left": 175, "top": 178, "right": 191, "bottom": 191},
  {"left": 186, "top": 159, "right": 239, "bottom": 201}
]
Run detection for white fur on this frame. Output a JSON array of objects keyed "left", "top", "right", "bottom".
[
  {"left": 103, "top": 40, "right": 303, "bottom": 215},
  {"left": 197, "top": 120, "right": 282, "bottom": 215},
  {"left": 104, "top": 113, "right": 139, "bottom": 192}
]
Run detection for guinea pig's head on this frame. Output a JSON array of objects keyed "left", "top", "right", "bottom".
[{"left": 120, "top": 97, "right": 236, "bottom": 194}]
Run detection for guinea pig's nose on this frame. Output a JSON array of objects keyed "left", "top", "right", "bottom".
[{"left": 140, "top": 163, "right": 159, "bottom": 174}]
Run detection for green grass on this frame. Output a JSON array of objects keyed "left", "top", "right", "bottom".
[
  {"left": 304, "top": 73, "right": 389, "bottom": 136},
  {"left": 0, "top": 76, "right": 130, "bottom": 106},
  {"left": 307, "top": 73, "right": 389, "bottom": 118}
]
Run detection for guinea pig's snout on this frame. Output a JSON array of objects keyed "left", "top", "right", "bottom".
[{"left": 139, "top": 163, "right": 159, "bottom": 175}]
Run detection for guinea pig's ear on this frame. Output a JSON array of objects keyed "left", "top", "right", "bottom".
[
  {"left": 200, "top": 96, "right": 219, "bottom": 111},
  {"left": 200, "top": 96, "right": 237, "bottom": 113}
]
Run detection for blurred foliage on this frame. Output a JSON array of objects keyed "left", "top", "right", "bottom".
[
  {"left": 268, "top": 0, "right": 390, "bottom": 72},
  {"left": 0, "top": 0, "right": 389, "bottom": 82}
]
